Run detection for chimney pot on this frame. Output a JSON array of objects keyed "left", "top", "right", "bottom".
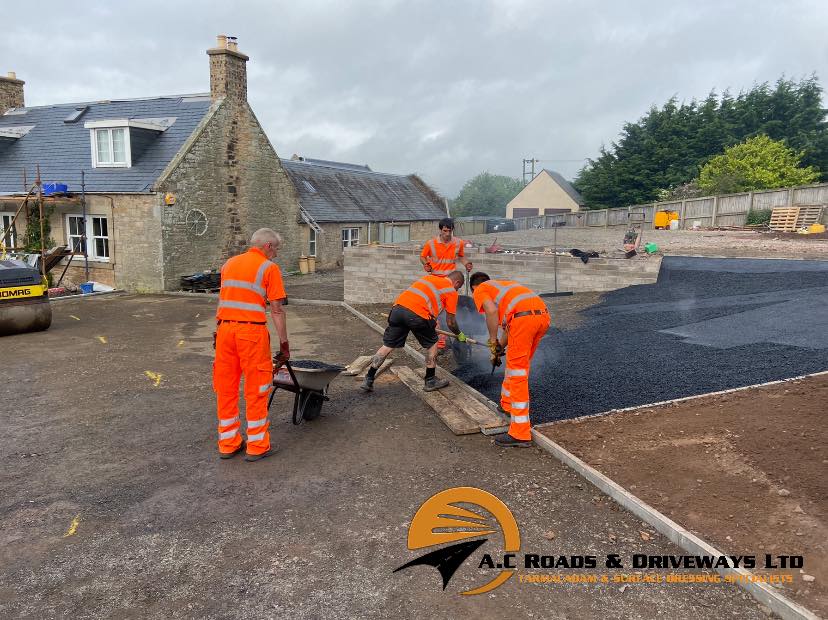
[
  {"left": 7, "top": 71, "right": 16, "bottom": 79},
  {"left": 216, "top": 34, "right": 227, "bottom": 49}
]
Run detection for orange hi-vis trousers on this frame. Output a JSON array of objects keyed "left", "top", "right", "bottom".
[
  {"left": 213, "top": 321, "right": 273, "bottom": 456},
  {"left": 499, "top": 312, "right": 551, "bottom": 441}
]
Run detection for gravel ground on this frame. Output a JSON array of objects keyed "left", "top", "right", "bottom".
[
  {"left": 464, "top": 228, "right": 828, "bottom": 260},
  {"left": 0, "top": 295, "right": 767, "bottom": 619},
  {"left": 455, "top": 257, "right": 828, "bottom": 423},
  {"left": 284, "top": 269, "right": 344, "bottom": 301}
]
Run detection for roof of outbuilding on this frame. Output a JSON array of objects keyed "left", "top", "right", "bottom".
[
  {"left": 0, "top": 95, "right": 214, "bottom": 194},
  {"left": 542, "top": 169, "right": 585, "bottom": 205},
  {"left": 281, "top": 158, "right": 446, "bottom": 223}
]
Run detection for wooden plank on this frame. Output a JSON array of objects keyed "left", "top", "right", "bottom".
[
  {"left": 796, "top": 205, "right": 823, "bottom": 228},
  {"left": 342, "top": 355, "right": 371, "bottom": 376},
  {"left": 769, "top": 206, "right": 801, "bottom": 232},
  {"left": 413, "top": 368, "right": 507, "bottom": 430},
  {"left": 357, "top": 358, "right": 394, "bottom": 378},
  {"left": 391, "top": 366, "right": 479, "bottom": 435}
]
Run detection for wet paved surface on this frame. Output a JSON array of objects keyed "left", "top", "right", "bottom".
[{"left": 455, "top": 257, "right": 828, "bottom": 423}]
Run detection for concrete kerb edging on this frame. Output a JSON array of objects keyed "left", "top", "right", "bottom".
[
  {"left": 533, "top": 369, "right": 828, "bottom": 430},
  {"left": 340, "top": 301, "right": 509, "bottom": 433},
  {"left": 531, "top": 431, "right": 819, "bottom": 620}
]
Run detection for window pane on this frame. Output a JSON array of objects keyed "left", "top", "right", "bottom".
[
  {"left": 96, "top": 130, "right": 111, "bottom": 163},
  {"left": 95, "top": 238, "right": 109, "bottom": 258},
  {"left": 93, "top": 217, "right": 107, "bottom": 237},
  {"left": 111, "top": 128, "right": 126, "bottom": 163}
]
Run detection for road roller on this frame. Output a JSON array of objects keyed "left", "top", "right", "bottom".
[{"left": 0, "top": 259, "right": 52, "bottom": 336}]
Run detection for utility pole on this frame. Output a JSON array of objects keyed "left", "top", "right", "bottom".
[{"left": 522, "top": 158, "right": 539, "bottom": 186}]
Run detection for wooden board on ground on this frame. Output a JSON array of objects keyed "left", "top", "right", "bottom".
[
  {"left": 357, "top": 358, "right": 394, "bottom": 378},
  {"left": 769, "top": 207, "right": 800, "bottom": 232},
  {"left": 414, "top": 368, "right": 507, "bottom": 431},
  {"left": 391, "top": 366, "right": 479, "bottom": 435},
  {"left": 342, "top": 355, "right": 372, "bottom": 376}
]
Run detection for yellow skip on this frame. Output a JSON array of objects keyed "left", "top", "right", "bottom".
[
  {"left": 63, "top": 514, "right": 80, "bottom": 537},
  {"left": 69, "top": 315, "right": 81, "bottom": 321},
  {"left": 144, "top": 371, "right": 163, "bottom": 387},
  {"left": 97, "top": 336, "right": 107, "bottom": 344}
]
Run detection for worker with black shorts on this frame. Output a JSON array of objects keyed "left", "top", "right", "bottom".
[{"left": 360, "top": 271, "right": 467, "bottom": 393}]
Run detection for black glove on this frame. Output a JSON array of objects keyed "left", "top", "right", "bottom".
[{"left": 212, "top": 331, "right": 217, "bottom": 350}]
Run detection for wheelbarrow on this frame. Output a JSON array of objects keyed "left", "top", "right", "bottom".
[{"left": 268, "top": 359, "right": 346, "bottom": 425}]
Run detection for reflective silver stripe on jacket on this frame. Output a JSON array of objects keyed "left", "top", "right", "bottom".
[
  {"left": 219, "top": 429, "right": 239, "bottom": 440},
  {"left": 512, "top": 414, "right": 530, "bottom": 424},
  {"left": 510, "top": 401, "right": 529, "bottom": 410},
  {"left": 247, "top": 418, "right": 268, "bottom": 429},
  {"left": 407, "top": 286, "right": 439, "bottom": 317},
  {"left": 506, "top": 368, "right": 527, "bottom": 377},
  {"left": 258, "top": 382, "right": 272, "bottom": 394},
  {"left": 222, "top": 279, "right": 265, "bottom": 297},
  {"left": 217, "top": 300, "right": 266, "bottom": 313},
  {"left": 218, "top": 415, "right": 239, "bottom": 427},
  {"left": 502, "top": 291, "right": 540, "bottom": 323},
  {"left": 247, "top": 432, "right": 266, "bottom": 442},
  {"left": 486, "top": 281, "right": 519, "bottom": 307},
  {"left": 501, "top": 387, "right": 510, "bottom": 397},
  {"left": 418, "top": 278, "right": 444, "bottom": 316}
]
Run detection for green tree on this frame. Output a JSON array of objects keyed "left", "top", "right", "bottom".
[
  {"left": 451, "top": 172, "right": 523, "bottom": 217},
  {"left": 698, "top": 135, "right": 820, "bottom": 194},
  {"left": 575, "top": 76, "right": 828, "bottom": 209}
]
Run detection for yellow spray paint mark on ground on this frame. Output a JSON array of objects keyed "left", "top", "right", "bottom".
[
  {"left": 63, "top": 515, "right": 80, "bottom": 537},
  {"left": 69, "top": 315, "right": 81, "bottom": 321},
  {"left": 97, "top": 336, "right": 107, "bottom": 344},
  {"left": 177, "top": 340, "right": 185, "bottom": 347},
  {"left": 144, "top": 371, "right": 163, "bottom": 387}
]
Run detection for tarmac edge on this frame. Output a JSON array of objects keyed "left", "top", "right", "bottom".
[{"left": 531, "top": 429, "right": 820, "bottom": 620}]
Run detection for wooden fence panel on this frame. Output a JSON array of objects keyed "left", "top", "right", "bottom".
[
  {"left": 793, "top": 185, "right": 828, "bottom": 206},
  {"left": 753, "top": 190, "right": 789, "bottom": 210},
  {"left": 717, "top": 193, "right": 751, "bottom": 214}
]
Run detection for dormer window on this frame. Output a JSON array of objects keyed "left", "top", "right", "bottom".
[
  {"left": 84, "top": 118, "right": 174, "bottom": 169},
  {"left": 94, "top": 127, "right": 130, "bottom": 167}
]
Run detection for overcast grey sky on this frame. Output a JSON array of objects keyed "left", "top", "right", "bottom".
[{"left": 3, "top": 0, "right": 826, "bottom": 196}]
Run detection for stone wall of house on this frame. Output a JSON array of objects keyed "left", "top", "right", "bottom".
[
  {"left": 158, "top": 99, "right": 303, "bottom": 289},
  {"left": 6, "top": 193, "right": 162, "bottom": 291},
  {"left": 344, "top": 245, "right": 662, "bottom": 304}
]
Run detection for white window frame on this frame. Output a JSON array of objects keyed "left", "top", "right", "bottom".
[
  {"left": 308, "top": 228, "right": 317, "bottom": 257},
  {"left": 382, "top": 223, "right": 410, "bottom": 243},
  {"left": 341, "top": 227, "right": 360, "bottom": 249},
  {"left": 1, "top": 212, "right": 18, "bottom": 249},
  {"left": 66, "top": 214, "right": 111, "bottom": 262},
  {"left": 90, "top": 127, "right": 131, "bottom": 168}
]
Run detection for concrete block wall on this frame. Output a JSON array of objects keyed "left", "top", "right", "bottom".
[{"left": 344, "top": 246, "right": 662, "bottom": 304}]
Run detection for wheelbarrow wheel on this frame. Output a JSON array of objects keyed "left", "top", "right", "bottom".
[{"left": 293, "top": 390, "right": 324, "bottom": 424}]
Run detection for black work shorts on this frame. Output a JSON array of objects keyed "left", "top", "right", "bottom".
[{"left": 382, "top": 305, "right": 438, "bottom": 349}]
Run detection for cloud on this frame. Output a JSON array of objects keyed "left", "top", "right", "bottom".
[{"left": 2, "top": 0, "right": 825, "bottom": 196}]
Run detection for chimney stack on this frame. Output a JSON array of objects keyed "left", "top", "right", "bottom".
[
  {"left": 207, "top": 35, "right": 249, "bottom": 102},
  {"left": 0, "top": 71, "right": 25, "bottom": 113}
]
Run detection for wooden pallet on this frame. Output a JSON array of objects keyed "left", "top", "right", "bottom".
[
  {"left": 796, "top": 205, "right": 824, "bottom": 229},
  {"left": 769, "top": 207, "right": 800, "bottom": 232}
]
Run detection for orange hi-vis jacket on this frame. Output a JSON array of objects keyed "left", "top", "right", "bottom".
[
  {"left": 395, "top": 274, "right": 459, "bottom": 320},
  {"left": 421, "top": 237, "right": 465, "bottom": 276},
  {"left": 472, "top": 280, "right": 546, "bottom": 326},
  {"left": 216, "top": 247, "right": 286, "bottom": 322}
]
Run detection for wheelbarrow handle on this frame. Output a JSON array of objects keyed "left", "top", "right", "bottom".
[{"left": 435, "top": 328, "right": 486, "bottom": 347}]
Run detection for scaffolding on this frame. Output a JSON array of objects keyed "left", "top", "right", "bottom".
[{"left": 0, "top": 165, "right": 86, "bottom": 286}]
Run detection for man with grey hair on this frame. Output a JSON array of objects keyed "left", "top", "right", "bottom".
[{"left": 213, "top": 228, "right": 289, "bottom": 462}]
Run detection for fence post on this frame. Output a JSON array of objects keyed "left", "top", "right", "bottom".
[
  {"left": 787, "top": 187, "right": 794, "bottom": 208},
  {"left": 679, "top": 199, "right": 686, "bottom": 230},
  {"left": 604, "top": 209, "right": 609, "bottom": 227},
  {"left": 711, "top": 196, "right": 718, "bottom": 227}
]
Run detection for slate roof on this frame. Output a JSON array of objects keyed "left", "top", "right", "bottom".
[
  {"left": 0, "top": 95, "right": 214, "bottom": 194},
  {"left": 290, "top": 156, "right": 371, "bottom": 172},
  {"left": 542, "top": 169, "right": 585, "bottom": 206},
  {"left": 281, "top": 158, "right": 447, "bottom": 223}
]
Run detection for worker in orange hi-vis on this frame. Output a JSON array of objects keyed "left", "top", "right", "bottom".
[
  {"left": 470, "top": 272, "right": 550, "bottom": 448},
  {"left": 419, "top": 218, "right": 473, "bottom": 351},
  {"left": 360, "top": 270, "right": 467, "bottom": 393},
  {"left": 214, "top": 228, "right": 289, "bottom": 462}
]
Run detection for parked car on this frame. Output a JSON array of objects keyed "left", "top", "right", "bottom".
[{"left": 486, "top": 218, "right": 515, "bottom": 233}]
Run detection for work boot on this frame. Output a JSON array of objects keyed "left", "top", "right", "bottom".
[
  {"left": 494, "top": 433, "right": 532, "bottom": 448},
  {"left": 219, "top": 441, "right": 245, "bottom": 459},
  {"left": 423, "top": 376, "right": 449, "bottom": 392},
  {"left": 245, "top": 448, "right": 275, "bottom": 462},
  {"left": 360, "top": 376, "right": 375, "bottom": 392}
]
